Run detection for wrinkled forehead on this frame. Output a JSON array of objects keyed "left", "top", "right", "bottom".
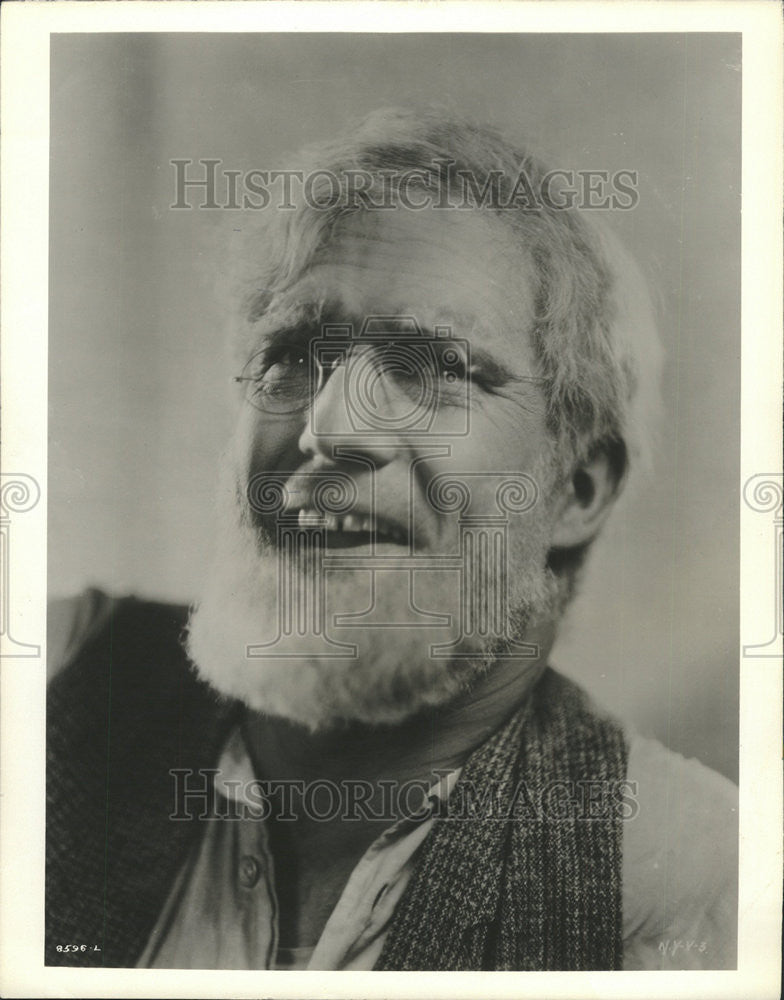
[{"left": 249, "top": 208, "right": 537, "bottom": 351}]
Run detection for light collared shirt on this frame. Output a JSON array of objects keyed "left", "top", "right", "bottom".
[
  {"left": 137, "top": 726, "right": 738, "bottom": 971},
  {"left": 137, "top": 727, "right": 459, "bottom": 970}
]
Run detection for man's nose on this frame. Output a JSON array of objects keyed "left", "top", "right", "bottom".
[{"left": 296, "top": 362, "right": 399, "bottom": 468}]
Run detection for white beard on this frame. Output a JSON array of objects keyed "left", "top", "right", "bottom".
[{"left": 186, "top": 454, "right": 560, "bottom": 731}]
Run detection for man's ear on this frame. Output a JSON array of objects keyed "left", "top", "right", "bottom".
[{"left": 550, "top": 441, "right": 627, "bottom": 550}]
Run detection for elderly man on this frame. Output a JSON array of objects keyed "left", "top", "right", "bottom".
[{"left": 46, "top": 108, "right": 737, "bottom": 971}]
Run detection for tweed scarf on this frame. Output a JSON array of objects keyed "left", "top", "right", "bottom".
[{"left": 375, "top": 668, "right": 628, "bottom": 970}]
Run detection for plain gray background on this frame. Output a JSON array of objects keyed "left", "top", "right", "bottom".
[{"left": 49, "top": 33, "right": 741, "bottom": 781}]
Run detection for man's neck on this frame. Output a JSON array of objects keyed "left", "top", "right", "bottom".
[
  {"left": 242, "top": 619, "right": 555, "bottom": 814},
  {"left": 240, "top": 620, "right": 555, "bottom": 948}
]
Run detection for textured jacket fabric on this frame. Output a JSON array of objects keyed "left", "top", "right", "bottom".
[{"left": 46, "top": 593, "right": 628, "bottom": 970}]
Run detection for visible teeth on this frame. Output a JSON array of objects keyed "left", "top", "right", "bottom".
[{"left": 297, "top": 507, "right": 405, "bottom": 543}]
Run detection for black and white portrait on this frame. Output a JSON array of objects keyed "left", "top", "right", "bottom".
[{"left": 1, "top": 6, "right": 781, "bottom": 997}]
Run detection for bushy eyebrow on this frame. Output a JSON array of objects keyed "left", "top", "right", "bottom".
[
  {"left": 409, "top": 324, "right": 545, "bottom": 388},
  {"left": 468, "top": 345, "right": 546, "bottom": 387},
  {"left": 254, "top": 313, "right": 325, "bottom": 357},
  {"left": 255, "top": 308, "right": 545, "bottom": 387},
  {"left": 258, "top": 323, "right": 318, "bottom": 350}
]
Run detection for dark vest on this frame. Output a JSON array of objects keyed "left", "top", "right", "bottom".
[{"left": 46, "top": 594, "right": 628, "bottom": 970}]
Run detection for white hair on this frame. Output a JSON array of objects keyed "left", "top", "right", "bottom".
[{"left": 224, "top": 105, "right": 663, "bottom": 482}]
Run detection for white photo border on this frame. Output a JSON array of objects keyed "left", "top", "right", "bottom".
[{"left": 1, "top": 2, "right": 781, "bottom": 998}]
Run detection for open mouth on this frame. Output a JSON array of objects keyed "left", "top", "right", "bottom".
[{"left": 295, "top": 507, "right": 408, "bottom": 548}]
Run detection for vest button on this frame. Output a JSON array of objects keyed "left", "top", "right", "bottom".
[{"left": 238, "top": 854, "right": 262, "bottom": 888}]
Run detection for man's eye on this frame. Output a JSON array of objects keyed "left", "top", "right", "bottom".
[
  {"left": 439, "top": 353, "right": 466, "bottom": 380},
  {"left": 261, "top": 346, "right": 309, "bottom": 377},
  {"left": 434, "top": 346, "right": 478, "bottom": 386}
]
